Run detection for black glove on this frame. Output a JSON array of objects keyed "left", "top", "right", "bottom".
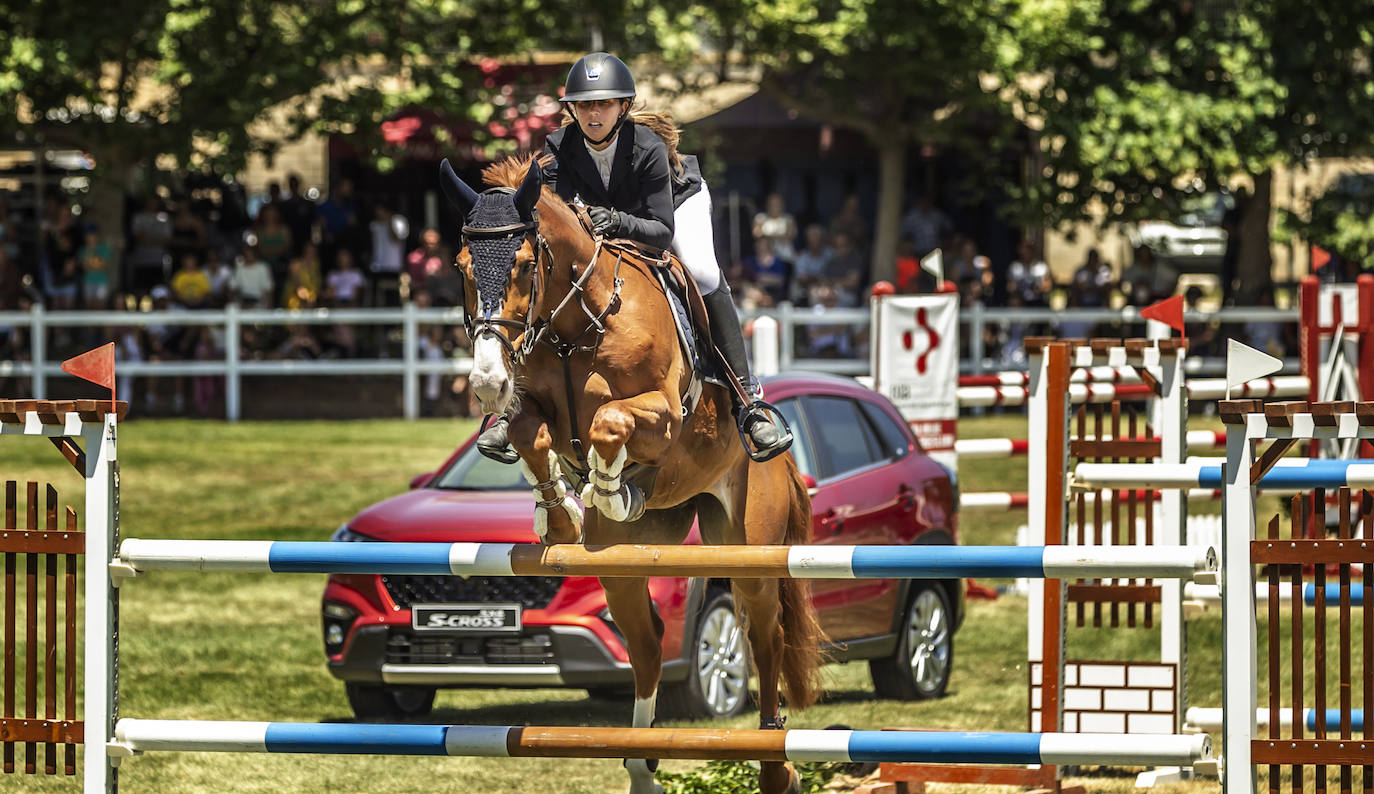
[{"left": 588, "top": 206, "right": 620, "bottom": 236}]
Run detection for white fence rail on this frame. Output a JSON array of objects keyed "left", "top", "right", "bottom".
[{"left": 0, "top": 302, "right": 1300, "bottom": 420}]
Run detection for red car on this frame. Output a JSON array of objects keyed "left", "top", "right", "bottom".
[{"left": 321, "top": 373, "right": 962, "bottom": 721}]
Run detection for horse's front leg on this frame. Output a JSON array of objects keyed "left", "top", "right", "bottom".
[
  {"left": 508, "top": 411, "right": 583, "bottom": 545},
  {"left": 581, "top": 391, "right": 678, "bottom": 522}
]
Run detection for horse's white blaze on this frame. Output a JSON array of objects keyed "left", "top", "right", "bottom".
[
  {"left": 470, "top": 334, "right": 512, "bottom": 413},
  {"left": 625, "top": 691, "right": 661, "bottom": 794}
]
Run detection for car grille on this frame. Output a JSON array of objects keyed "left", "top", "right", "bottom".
[
  {"left": 384, "top": 633, "right": 555, "bottom": 665},
  {"left": 382, "top": 574, "right": 563, "bottom": 611}
]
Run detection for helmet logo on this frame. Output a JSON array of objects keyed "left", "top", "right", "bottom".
[{"left": 585, "top": 61, "right": 602, "bottom": 81}]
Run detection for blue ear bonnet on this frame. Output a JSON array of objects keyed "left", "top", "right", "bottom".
[{"left": 465, "top": 191, "right": 527, "bottom": 315}]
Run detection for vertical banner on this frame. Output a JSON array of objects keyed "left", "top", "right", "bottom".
[{"left": 871, "top": 293, "right": 960, "bottom": 470}]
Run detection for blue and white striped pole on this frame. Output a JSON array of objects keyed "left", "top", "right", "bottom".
[
  {"left": 1076, "top": 459, "right": 1374, "bottom": 490},
  {"left": 114, "top": 540, "right": 1217, "bottom": 581},
  {"left": 111, "top": 720, "right": 1212, "bottom": 766}
]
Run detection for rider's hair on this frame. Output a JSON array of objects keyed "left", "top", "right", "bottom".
[{"left": 561, "top": 101, "right": 684, "bottom": 176}]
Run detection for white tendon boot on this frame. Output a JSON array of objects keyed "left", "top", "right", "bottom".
[
  {"left": 521, "top": 450, "right": 583, "bottom": 543},
  {"left": 580, "top": 446, "right": 644, "bottom": 522},
  {"left": 624, "top": 690, "right": 664, "bottom": 794}
]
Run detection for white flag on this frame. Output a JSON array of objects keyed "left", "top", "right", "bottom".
[
  {"left": 1226, "top": 338, "right": 1283, "bottom": 399},
  {"left": 920, "top": 248, "right": 943, "bottom": 283}
]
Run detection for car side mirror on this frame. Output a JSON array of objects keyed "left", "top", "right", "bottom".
[
  {"left": 409, "top": 472, "right": 434, "bottom": 490},
  {"left": 800, "top": 473, "right": 818, "bottom": 497}
]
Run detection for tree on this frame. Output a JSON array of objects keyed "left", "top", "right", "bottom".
[
  {"left": 1007, "top": 0, "right": 1374, "bottom": 287},
  {"left": 677, "top": 0, "right": 1018, "bottom": 283}
]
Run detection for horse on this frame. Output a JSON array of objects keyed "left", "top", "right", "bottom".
[{"left": 439, "top": 153, "right": 823, "bottom": 794}]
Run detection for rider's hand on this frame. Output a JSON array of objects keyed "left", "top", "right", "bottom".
[{"left": 588, "top": 206, "right": 620, "bottom": 236}]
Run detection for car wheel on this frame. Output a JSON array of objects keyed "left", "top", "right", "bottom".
[
  {"left": 869, "top": 583, "right": 953, "bottom": 700},
  {"left": 345, "top": 683, "right": 436, "bottom": 721},
  {"left": 660, "top": 590, "right": 751, "bottom": 720}
]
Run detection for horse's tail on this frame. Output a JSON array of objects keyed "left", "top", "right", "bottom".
[{"left": 778, "top": 454, "right": 825, "bottom": 711}]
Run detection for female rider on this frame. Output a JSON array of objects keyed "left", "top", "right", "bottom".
[{"left": 477, "top": 52, "right": 790, "bottom": 463}]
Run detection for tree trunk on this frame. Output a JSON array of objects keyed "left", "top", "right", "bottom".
[
  {"left": 1236, "top": 169, "right": 1274, "bottom": 302},
  {"left": 869, "top": 138, "right": 906, "bottom": 285}
]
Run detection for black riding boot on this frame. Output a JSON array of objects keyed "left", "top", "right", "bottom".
[
  {"left": 476, "top": 414, "right": 519, "bottom": 464},
  {"left": 703, "top": 284, "right": 792, "bottom": 460}
]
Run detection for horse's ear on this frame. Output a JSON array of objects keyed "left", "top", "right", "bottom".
[
  {"left": 513, "top": 159, "right": 542, "bottom": 220},
  {"left": 439, "top": 158, "right": 479, "bottom": 218}
]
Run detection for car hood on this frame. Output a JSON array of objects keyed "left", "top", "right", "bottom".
[{"left": 348, "top": 488, "right": 542, "bottom": 544}]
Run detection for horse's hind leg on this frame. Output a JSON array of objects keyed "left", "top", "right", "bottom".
[
  {"left": 582, "top": 392, "right": 678, "bottom": 522},
  {"left": 599, "top": 573, "right": 666, "bottom": 794},
  {"left": 732, "top": 577, "right": 801, "bottom": 794}
]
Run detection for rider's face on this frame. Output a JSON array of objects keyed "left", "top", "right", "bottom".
[{"left": 570, "top": 99, "right": 627, "bottom": 147}]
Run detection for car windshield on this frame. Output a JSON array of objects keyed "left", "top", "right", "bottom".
[
  {"left": 1173, "top": 192, "right": 1231, "bottom": 227},
  {"left": 430, "top": 443, "right": 529, "bottom": 491}
]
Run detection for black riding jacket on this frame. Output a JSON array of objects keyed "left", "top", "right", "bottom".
[{"left": 542, "top": 121, "right": 675, "bottom": 250}]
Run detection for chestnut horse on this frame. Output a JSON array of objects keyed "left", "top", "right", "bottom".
[{"left": 439, "top": 154, "right": 822, "bottom": 794}]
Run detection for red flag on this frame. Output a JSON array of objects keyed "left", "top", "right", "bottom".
[
  {"left": 62, "top": 343, "right": 116, "bottom": 411},
  {"left": 1140, "top": 294, "right": 1185, "bottom": 334},
  {"left": 1311, "top": 244, "right": 1332, "bottom": 271}
]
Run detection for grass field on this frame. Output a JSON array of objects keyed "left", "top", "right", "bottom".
[{"left": 0, "top": 413, "right": 1350, "bottom": 793}]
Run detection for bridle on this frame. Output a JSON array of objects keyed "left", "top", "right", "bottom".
[
  {"left": 460, "top": 187, "right": 554, "bottom": 365},
  {"left": 459, "top": 188, "right": 625, "bottom": 370}
]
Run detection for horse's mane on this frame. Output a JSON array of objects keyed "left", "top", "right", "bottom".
[
  {"left": 558, "top": 107, "right": 684, "bottom": 175},
  {"left": 481, "top": 153, "right": 556, "bottom": 190}
]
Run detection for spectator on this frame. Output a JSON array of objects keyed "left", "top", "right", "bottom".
[
  {"left": 824, "top": 231, "right": 865, "bottom": 307},
  {"left": 253, "top": 203, "right": 294, "bottom": 280},
  {"left": 425, "top": 253, "right": 464, "bottom": 308},
  {"left": 128, "top": 196, "right": 173, "bottom": 293},
  {"left": 281, "top": 174, "right": 317, "bottom": 256},
  {"left": 205, "top": 248, "right": 235, "bottom": 306},
  {"left": 804, "top": 284, "right": 854, "bottom": 358},
  {"left": 316, "top": 177, "right": 359, "bottom": 268},
  {"left": 1245, "top": 284, "right": 1284, "bottom": 357},
  {"left": 828, "top": 194, "right": 869, "bottom": 257},
  {"left": 1071, "top": 248, "right": 1113, "bottom": 308},
  {"left": 144, "top": 285, "right": 190, "bottom": 414},
  {"left": 793, "top": 224, "right": 834, "bottom": 303},
  {"left": 1118, "top": 246, "right": 1157, "bottom": 307},
  {"left": 1007, "top": 239, "right": 1052, "bottom": 308},
  {"left": 0, "top": 246, "right": 18, "bottom": 310},
  {"left": 899, "top": 195, "right": 951, "bottom": 257},
  {"left": 280, "top": 248, "right": 322, "bottom": 310},
  {"left": 46, "top": 255, "right": 80, "bottom": 311},
  {"left": 368, "top": 203, "right": 408, "bottom": 306},
  {"left": 231, "top": 247, "right": 274, "bottom": 308},
  {"left": 43, "top": 201, "right": 81, "bottom": 295},
  {"left": 325, "top": 248, "right": 365, "bottom": 307},
  {"left": 752, "top": 193, "right": 797, "bottom": 261},
  {"left": 405, "top": 228, "right": 449, "bottom": 298},
  {"left": 0, "top": 199, "right": 19, "bottom": 262},
  {"left": 168, "top": 198, "right": 207, "bottom": 267},
  {"left": 169, "top": 252, "right": 212, "bottom": 309},
  {"left": 743, "top": 238, "right": 791, "bottom": 306},
  {"left": 80, "top": 224, "right": 114, "bottom": 309}
]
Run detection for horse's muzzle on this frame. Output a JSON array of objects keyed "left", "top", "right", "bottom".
[{"left": 470, "top": 333, "right": 514, "bottom": 414}]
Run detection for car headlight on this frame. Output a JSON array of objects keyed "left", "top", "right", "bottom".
[
  {"left": 321, "top": 602, "right": 358, "bottom": 655},
  {"left": 330, "top": 524, "right": 375, "bottom": 542}
]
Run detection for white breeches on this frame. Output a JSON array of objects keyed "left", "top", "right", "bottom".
[{"left": 670, "top": 183, "right": 721, "bottom": 295}]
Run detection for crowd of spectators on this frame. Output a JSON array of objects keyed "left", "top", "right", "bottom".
[
  {"left": 1, "top": 174, "right": 1299, "bottom": 414},
  {"left": 0, "top": 173, "right": 479, "bottom": 416}
]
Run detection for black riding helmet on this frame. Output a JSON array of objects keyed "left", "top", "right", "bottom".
[{"left": 561, "top": 52, "right": 636, "bottom": 103}]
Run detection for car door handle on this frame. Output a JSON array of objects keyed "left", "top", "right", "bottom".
[
  {"left": 819, "top": 510, "right": 845, "bottom": 534},
  {"left": 896, "top": 485, "right": 917, "bottom": 510}
]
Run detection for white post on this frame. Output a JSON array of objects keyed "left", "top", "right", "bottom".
[
  {"left": 83, "top": 412, "right": 119, "bottom": 792},
  {"left": 778, "top": 302, "right": 795, "bottom": 370},
  {"left": 751, "top": 315, "right": 780, "bottom": 377},
  {"left": 31, "top": 302, "right": 46, "bottom": 399},
  {"left": 225, "top": 303, "right": 241, "bottom": 422},
  {"left": 403, "top": 300, "right": 419, "bottom": 419},
  {"left": 1025, "top": 343, "right": 1049, "bottom": 665},
  {"left": 1222, "top": 411, "right": 1257, "bottom": 793},
  {"left": 1156, "top": 344, "right": 1187, "bottom": 729}
]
